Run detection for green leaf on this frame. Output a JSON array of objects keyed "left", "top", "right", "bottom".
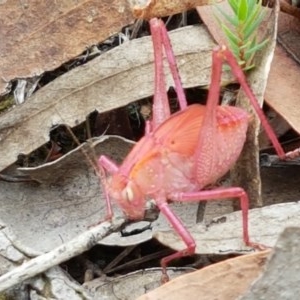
[
  {"left": 215, "top": 5, "right": 239, "bottom": 27},
  {"left": 228, "top": 0, "right": 238, "bottom": 14},
  {"left": 243, "top": 64, "right": 255, "bottom": 71},
  {"left": 238, "top": 0, "right": 248, "bottom": 21},
  {"left": 247, "top": 0, "right": 260, "bottom": 13},
  {"left": 245, "top": 52, "right": 255, "bottom": 63},
  {"left": 228, "top": 40, "right": 240, "bottom": 57},
  {"left": 221, "top": 23, "right": 241, "bottom": 45},
  {"left": 242, "top": 3, "right": 262, "bottom": 31},
  {"left": 214, "top": 0, "right": 266, "bottom": 69},
  {"left": 245, "top": 39, "right": 269, "bottom": 56},
  {"left": 243, "top": 38, "right": 257, "bottom": 62},
  {"left": 244, "top": 40, "right": 257, "bottom": 62},
  {"left": 244, "top": 10, "right": 266, "bottom": 40},
  {"left": 239, "top": 39, "right": 251, "bottom": 50}
]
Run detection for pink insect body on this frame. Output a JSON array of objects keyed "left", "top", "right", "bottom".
[
  {"left": 108, "top": 104, "right": 249, "bottom": 219},
  {"left": 98, "top": 18, "right": 295, "bottom": 281}
]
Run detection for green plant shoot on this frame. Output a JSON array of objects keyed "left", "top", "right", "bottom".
[{"left": 215, "top": 0, "right": 268, "bottom": 70}]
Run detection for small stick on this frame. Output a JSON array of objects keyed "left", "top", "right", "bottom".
[{"left": 0, "top": 217, "right": 125, "bottom": 292}]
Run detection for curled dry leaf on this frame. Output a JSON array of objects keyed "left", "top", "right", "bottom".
[
  {"left": 0, "top": 25, "right": 230, "bottom": 172},
  {"left": 137, "top": 250, "right": 271, "bottom": 300},
  {"left": 0, "top": 137, "right": 131, "bottom": 254},
  {"left": 19, "top": 136, "right": 134, "bottom": 184}
]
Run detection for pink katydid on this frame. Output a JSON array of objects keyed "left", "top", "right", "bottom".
[{"left": 97, "top": 18, "right": 299, "bottom": 281}]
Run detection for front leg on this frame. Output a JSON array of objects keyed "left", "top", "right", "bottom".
[
  {"left": 98, "top": 155, "right": 120, "bottom": 219},
  {"left": 285, "top": 147, "right": 300, "bottom": 160},
  {"left": 155, "top": 198, "right": 196, "bottom": 283}
]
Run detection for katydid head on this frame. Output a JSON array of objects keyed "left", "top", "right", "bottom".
[{"left": 107, "top": 173, "right": 147, "bottom": 220}]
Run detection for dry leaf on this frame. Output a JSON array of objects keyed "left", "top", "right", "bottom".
[
  {"left": 0, "top": 218, "right": 125, "bottom": 293},
  {"left": 132, "top": 0, "right": 211, "bottom": 19},
  {"left": 0, "top": 0, "right": 218, "bottom": 96},
  {"left": 265, "top": 13, "right": 300, "bottom": 134},
  {"left": 0, "top": 227, "right": 26, "bottom": 275},
  {"left": 0, "top": 137, "right": 131, "bottom": 254},
  {"left": 84, "top": 268, "right": 193, "bottom": 300},
  {"left": 154, "top": 202, "right": 300, "bottom": 254},
  {"left": 0, "top": 0, "right": 135, "bottom": 95},
  {"left": 241, "top": 227, "right": 300, "bottom": 299},
  {"left": 137, "top": 250, "right": 270, "bottom": 300},
  {"left": 0, "top": 25, "right": 227, "bottom": 171}
]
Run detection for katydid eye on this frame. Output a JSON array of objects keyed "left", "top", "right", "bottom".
[{"left": 122, "top": 187, "right": 134, "bottom": 202}]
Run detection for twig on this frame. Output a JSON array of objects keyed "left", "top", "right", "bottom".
[{"left": 0, "top": 217, "right": 125, "bottom": 292}]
